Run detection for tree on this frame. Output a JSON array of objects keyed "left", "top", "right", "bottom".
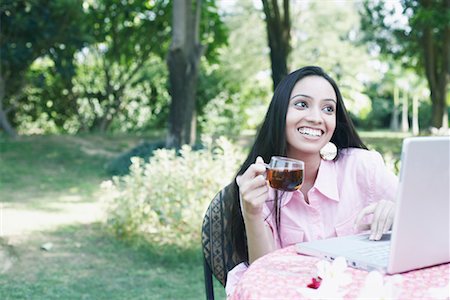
[
  {"left": 166, "top": 0, "right": 226, "bottom": 148},
  {"left": 0, "top": 0, "right": 86, "bottom": 137},
  {"left": 166, "top": 0, "right": 202, "bottom": 148},
  {"left": 261, "top": 0, "right": 291, "bottom": 90},
  {"left": 75, "top": 0, "right": 171, "bottom": 132},
  {"left": 359, "top": 0, "right": 449, "bottom": 129}
]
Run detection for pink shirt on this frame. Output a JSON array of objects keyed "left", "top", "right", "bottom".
[{"left": 226, "top": 148, "right": 398, "bottom": 297}]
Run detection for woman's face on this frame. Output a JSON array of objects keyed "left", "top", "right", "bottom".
[{"left": 285, "top": 75, "right": 337, "bottom": 158}]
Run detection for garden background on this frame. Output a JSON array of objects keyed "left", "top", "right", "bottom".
[{"left": 0, "top": 0, "right": 448, "bottom": 299}]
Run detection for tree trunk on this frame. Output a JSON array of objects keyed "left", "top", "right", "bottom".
[
  {"left": 97, "top": 113, "right": 113, "bottom": 132},
  {"left": 166, "top": 0, "right": 203, "bottom": 149},
  {"left": 412, "top": 94, "right": 419, "bottom": 135},
  {"left": 429, "top": 89, "right": 448, "bottom": 130},
  {"left": 401, "top": 92, "right": 409, "bottom": 132},
  {"left": 261, "top": 0, "right": 291, "bottom": 90},
  {"left": 390, "top": 84, "right": 400, "bottom": 131},
  {"left": 167, "top": 48, "right": 189, "bottom": 147},
  {"left": 167, "top": 48, "right": 201, "bottom": 148},
  {"left": 0, "top": 108, "right": 16, "bottom": 138},
  {"left": 0, "top": 74, "right": 17, "bottom": 138},
  {"left": 189, "top": 110, "right": 197, "bottom": 144},
  {"left": 89, "top": 101, "right": 119, "bottom": 133},
  {"left": 420, "top": 0, "right": 449, "bottom": 130}
]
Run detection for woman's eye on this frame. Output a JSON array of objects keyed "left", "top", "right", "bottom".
[
  {"left": 323, "top": 106, "right": 335, "bottom": 113},
  {"left": 294, "top": 101, "right": 307, "bottom": 109}
]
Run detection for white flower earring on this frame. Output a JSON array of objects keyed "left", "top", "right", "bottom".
[{"left": 320, "top": 142, "right": 337, "bottom": 161}]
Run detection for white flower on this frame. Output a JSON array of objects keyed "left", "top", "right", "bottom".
[
  {"left": 427, "top": 281, "right": 450, "bottom": 300},
  {"left": 317, "top": 257, "right": 352, "bottom": 287},
  {"left": 297, "top": 257, "right": 351, "bottom": 300},
  {"left": 358, "top": 271, "right": 403, "bottom": 299}
]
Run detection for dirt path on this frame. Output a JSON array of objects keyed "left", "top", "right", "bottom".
[
  {"left": 1, "top": 201, "right": 103, "bottom": 237},
  {"left": 0, "top": 199, "right": 103, "bottom": 273},
  {"left": 0, "top": 134, "right": 143, "bottom": 275}
]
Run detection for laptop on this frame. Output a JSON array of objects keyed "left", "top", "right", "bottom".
[{"left": 296, "top": 136, "right": 450, "bottom": 274}]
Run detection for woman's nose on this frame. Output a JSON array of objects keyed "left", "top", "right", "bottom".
[{"left": 306, "top": 107, "right": 322, "bottom": 123}]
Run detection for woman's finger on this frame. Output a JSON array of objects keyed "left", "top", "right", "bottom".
[
  {"left": 240, "top": 174, "right": 267, "bottom": 196},
  {"left": 240, "top": 157, "right": 267, "bottom": 182},
  {"left": 371, "top": 201, "right": 394, "bottom": 240},
  {"left": 370, "top": 202, "right": 388, "bottom": 240},
  {"left": 356, "top": 223, "right": 371, "bottom": 231},
  {"left": 241, "top": 186, "right": 268, "bottom": 217},
  {"left": 370, "top": 202, "right": 384, "bottom": 240},
  {"left": 354, "top": 203, "right": 376, "bottom": 230},
  {"left": 243, "top": 182, "right": 268, "bottom": 205},
  {"left": 381, "top": 204, "right": 395, "bottom": 234}
]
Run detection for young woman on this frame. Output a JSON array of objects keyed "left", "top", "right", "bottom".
[{"left": 224, "top": 66, "right": 398, "bottom": 296}]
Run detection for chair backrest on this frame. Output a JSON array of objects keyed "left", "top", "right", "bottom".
[{"left": 201, "top": 184, "right": 240, "bottom": 288}]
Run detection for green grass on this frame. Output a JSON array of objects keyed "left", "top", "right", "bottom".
[
  {"left": 0, "top": 135, "right": 109, "bottom": 203},
  {"left": 0, "top": 134, "right": 226, "bottom": 300},
  {"left": 0, "top": 223, "right": 218, "bottom": 300}
]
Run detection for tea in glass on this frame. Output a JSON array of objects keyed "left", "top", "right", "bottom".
[{"left": 266, "top": 156, "right": 304, "bottom": 192}]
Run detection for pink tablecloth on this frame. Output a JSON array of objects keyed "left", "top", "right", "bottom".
[{"left": 230, "top": 246, "right": 449, "bottom": 299}]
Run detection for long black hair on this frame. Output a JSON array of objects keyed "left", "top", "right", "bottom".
[{"left": 226, "top": 66, "right": 367, "bottom": 265}]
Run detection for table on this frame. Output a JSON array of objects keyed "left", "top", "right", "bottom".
[{"left": 230, "top": 246, "right": 449, "bottom": 299}]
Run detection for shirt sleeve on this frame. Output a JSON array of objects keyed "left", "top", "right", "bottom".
[{"left": 225, "top": 262, "right": 248, "bottom": 297}]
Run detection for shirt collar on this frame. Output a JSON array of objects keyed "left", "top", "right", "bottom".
[{"left": 314, "top": 160, "right": 340, "bottom": 202}]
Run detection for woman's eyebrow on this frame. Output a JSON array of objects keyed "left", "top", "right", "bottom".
[
  {"left": 290, "top": 94, "right": 337, "bottom": 103},
  {"left": 289, "top": 93, "right": 311, "bottom": 100}
]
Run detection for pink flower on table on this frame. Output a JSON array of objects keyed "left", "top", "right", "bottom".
[{"left": 306, "top": 277, "right": 322, "bottom": 289}]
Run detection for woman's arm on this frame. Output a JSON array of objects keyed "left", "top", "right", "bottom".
[{"left": 237, "top": 157, "right": 276, "bottom": 263}]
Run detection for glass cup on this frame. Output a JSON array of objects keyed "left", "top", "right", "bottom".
[{"left": 265, "top": 156, "right": 304, "bottom": 192}]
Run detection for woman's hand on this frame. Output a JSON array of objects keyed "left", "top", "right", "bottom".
[
  {"left": 354, "top": 200, "right": 395, "bottom": 240},
  {"left": 236, "top": 156, "right": 268, "bottom": 220},
  {"left": 237, "top": 156, "right": 275, "bottom": 263}
]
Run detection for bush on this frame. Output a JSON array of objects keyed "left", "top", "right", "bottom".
[
  {"left": 101, "top": 136, "right": 244, "bottom": 247},
  {"left": 105, "top": 140, "right": 166, "bottom": 176}
]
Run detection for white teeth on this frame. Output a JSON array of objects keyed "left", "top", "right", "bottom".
[{"left": 298, "top": 127, "right": 322, "bottom": 137}]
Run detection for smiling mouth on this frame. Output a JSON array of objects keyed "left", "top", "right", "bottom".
[{"left": 298, "top": 127, "right": 323, "bottom": 137}]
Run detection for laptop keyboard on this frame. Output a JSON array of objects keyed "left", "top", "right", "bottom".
[{"left": 353, "top": 243, "right": 390, "bottom": 263}]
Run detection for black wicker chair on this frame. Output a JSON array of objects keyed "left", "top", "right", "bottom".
[{"left": 201, "top": 184, "right": 240, "bottom": 300}]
